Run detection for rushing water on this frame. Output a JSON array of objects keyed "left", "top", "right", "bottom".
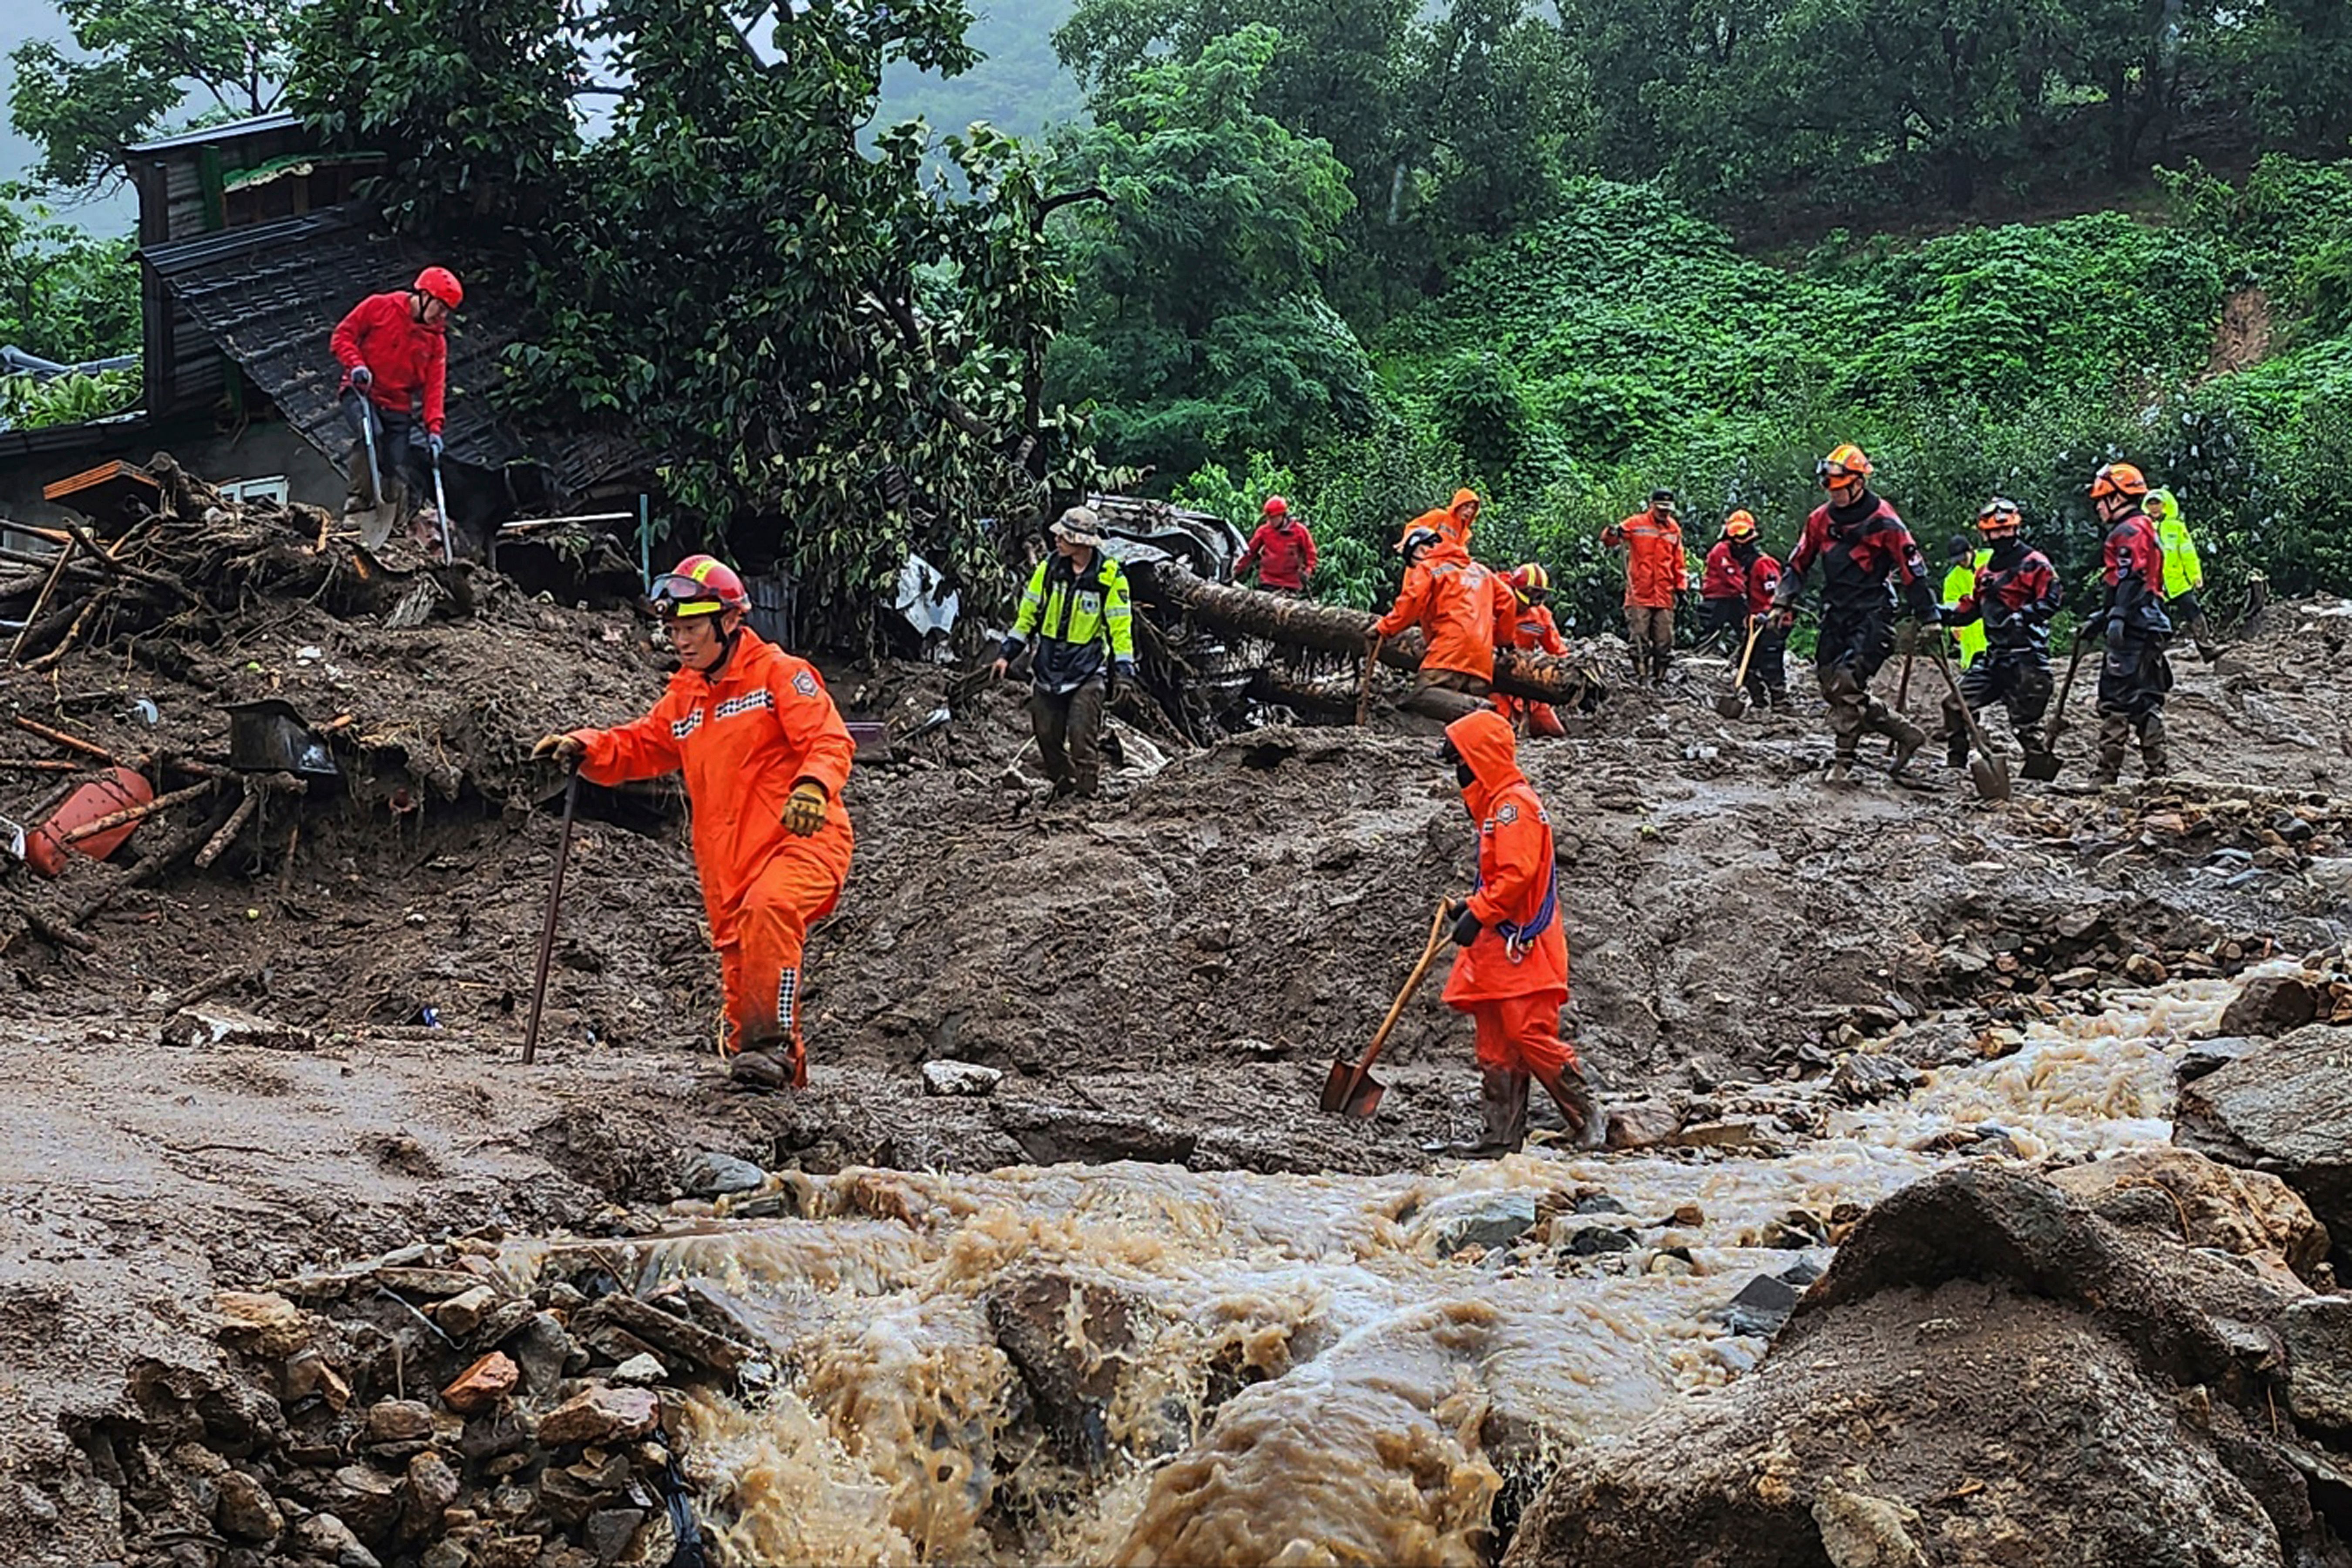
[{"left": 503, "top": 974, "right": 2251, "bottom": 1566}]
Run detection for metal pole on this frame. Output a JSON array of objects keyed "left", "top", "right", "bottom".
[
  {"left": 638, "top": 493, "right": 652, "bottom": 592},
  {"left": 521, "top": 767, "right": 581, "bottom": 1066}
]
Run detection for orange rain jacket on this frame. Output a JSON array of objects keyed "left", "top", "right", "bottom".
[
  {"left": 1371, "top": 538, "right": 1511, "bottom": 683},
  {"left": 1506, "top": 597, "right": 1568, "bottom": 657},
  {"left": 568, "top": 629, "right": 855, "bottom": 944},
  {"left": 1602, "top": 509, "right": 1688, "bottom": 608},
  {"left": 1441, "top": 710, "right": 1568, "bottom": 1005},
  {"left": 1402, "top": 488, "right": 1484, "bottom": 551}
]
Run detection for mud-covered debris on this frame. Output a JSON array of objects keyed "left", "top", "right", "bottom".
[
  {"left": 2217, "top": 971, "right": 2322, "bottom": 1036},
  {"left": 1717, "top": 1273, "right": 1803, "bottom": 1338},
  {"left": 433, "top": 1282, "right": 499, "bottom": 1335},
  {"left": 505, "top": 1311, "right": 580, "bottom": 1396},
  {"left": 162, "top": 1004, "right": 316, "bottom": 1052},
  {"left": 987, "top": 1268, "right": 1142, "bottom": 1468},
  {"left": 376, "top": 1265, "right": 493, "bottom": 1299},
  {"left": 1604, "top": 1098, "right": 1679, "bottom": 1150},
  {"left": 679, "top": 1149, "right": 764, "bottom": 1197},
  {"left": 1811, "top": 1482, "right": 1929, "bottom": 1568},
  {"left": 1413, "top": 1189, "right": 1539, "bottom": 1257},
  {"left": 2048, "top": 1147, "right": 2330, "bottom": 1282},
  {"left": 574, "top": 1291, "right": 755, "bottom": 1375},
  {"left": 584, "top": 1507, "right": 649, "bottom": 1564},
  {"left": 214, "top": 1467, "right": 283, "bottom": 1543},
  {"left": 364, "top": 1398, "right": 434, "bottom": 1446},
  {"left": 1667, "top": 1118, "right": 1781, "bottom": 1154},
  {"left": 536, "top": 1383, "right": 659, "bottom": 1447},
  {"left": 441, "top": 1351, "right": 519, "bottom": 1413},
  {"left": 1828, "top": 1053, "right": 1920, "bottom": 1105},
  {"left": 922, "top": 1059, "right": 1005, "bottom": 1097},
  {"left": 2281, "top": 1296, "right": 2352, "bottom": 1430},
  {"left": 215, "top": 1289, "right": 309, "bottom": 1358},
  {"left": 1561, "top": 1224, "right": 1636, "bottom": 1257}
]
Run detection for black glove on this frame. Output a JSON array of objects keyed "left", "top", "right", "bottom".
[{"left": 1449, "top": 903, "right": 1482, "bottom": 947}]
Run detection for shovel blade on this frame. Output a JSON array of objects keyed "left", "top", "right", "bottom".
[
  {"left": 1968, "top": 754, "right": 2012, "bottom": 801},
  {"left": 1319, "top": 1057, "right": 1386, "bottom": 1118},
  {"left": 1714, "top": 692, "right": 1747, "bottom": 718},
  {"left": 353, "top": 503, "right": 399, "bottom": 550}
]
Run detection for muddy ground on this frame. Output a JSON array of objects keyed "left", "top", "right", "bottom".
[{"left": 0, "top": 507, "right": 2348, "bottom": 1564}]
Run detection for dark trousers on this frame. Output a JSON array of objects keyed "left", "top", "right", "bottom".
[
  {"left": 1031, "top": 677, "right": 1107, "bottom": 797},
  {"left": 341, "top": 389, "right": 421, "bottom": 509},
  {"left": 1746, "top": 624, "right": 1788, "bottom": 701},
  {"left": 1943, "top": 648, "right": 2054, "bottom": 760}
]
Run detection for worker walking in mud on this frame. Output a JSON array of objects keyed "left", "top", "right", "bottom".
[
  {"left": 534, "top": 556, "right": 855, "bottom": 1092},
  {"left": 1434, "top": 710, "right": 1603, "bottom": 1156},
  {"left": 1602, "top": 490, "right": 1687, "bottom": 684},
  {"left": 1697, "top": 511, "right": 1759, "bottom": 652},
  {"left": 1370, "top": 526, "right": 1511, "bottom": 710},
  {"left": 331, "top": 267, "right": 461, "bottom": 532},
  {"left": 1497, "top": 564, "right": 1568, "bottom": 737},
  {"left": 1941, "top": 500, "right": 2060, "bottom": 772},
  {"left": 1232, "top": 496, "right": 1317, "bottom": 595},
  {"left": 993, "top": 506, "right": 1136, "bottom": 800},
  {"left": 2088, "top": 463, "right": 2175, "bottom": 784},
  {"left": 1771, "top": 445, "right": 1939, "bottom": 784},
  {"left": 2147, "top": 488, "right": 2219, "bottom": 661},
  {"left": 1712, "top": 513, "right": 1786, "bottom": 708}
]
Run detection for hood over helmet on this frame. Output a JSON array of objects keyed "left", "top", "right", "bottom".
[{"left": 1443, "top": 708, "right": 1524, "bottom": 813}]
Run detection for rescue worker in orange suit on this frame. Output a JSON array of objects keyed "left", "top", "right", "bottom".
[
  {"left": 1496, "top": 564, "right": 1568, "bottom": 738},
  {"left": 1404, "top": 487, "right": 1483, "bottom": 553},
  {"left": 331, "top": 266, "right": 461, "bottom": 526},
  {"left": 1602, "top": 489, "right": 1687, "bottom": 684},
  {"left": 1771, "top": 445, "right": 1939, "bottom": 784},
  {"left": 1435, "top": 710, "right": 1603, "bottom": 1156},
  {"left": 1941, "top": 499, "right": 2061, "bottom": 772},
  {"left": 534, "top": 556, "right": 854, "bottom": 1092},
  {"left": 2087, "top": 461, "right": 2175, "bottom": 783},
  {"left": 1232, "top": 495, "right": 1317, "bottom": 595},
  {"left": 1370, "top": 526, "right": 1513, "bottom": 710}
]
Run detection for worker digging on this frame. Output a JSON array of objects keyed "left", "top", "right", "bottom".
[{"left": 331, "top": 265, "right": 461, "bottom": 548}]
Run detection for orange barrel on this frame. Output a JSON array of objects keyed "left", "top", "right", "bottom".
[{"left": 26, "top": 767, "right": 152, "bottom": 879}]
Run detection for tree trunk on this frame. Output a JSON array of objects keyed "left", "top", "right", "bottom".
[{"left": 1139, "top": 564, "right": 1606, "bottom": 711}]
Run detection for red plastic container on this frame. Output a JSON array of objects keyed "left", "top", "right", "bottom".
[{"left": 26, "top": 766, "right": 152, "bottom": 879}]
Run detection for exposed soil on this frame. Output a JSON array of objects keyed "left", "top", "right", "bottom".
[{"left": 1, "top": 473, "right": 2349, "bottom": 1563}]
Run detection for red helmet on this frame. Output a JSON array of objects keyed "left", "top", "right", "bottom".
[
  {"left": 1262, "top": 495, "right": 1289, "bottom": 519},
  {"left": 649, "top": 554, "right": 750, "bottom": 619},
  {"left": 413, "top": 266, "right": 463, "bottom": 310}
]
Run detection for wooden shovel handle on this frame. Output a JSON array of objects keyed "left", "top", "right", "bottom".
[
  {"left": 1359, "top": 901, "right": 1452, "bottom": 1068},
  {"left": 1731, "top": 615, "right": 1764, "bottom": 689},
  {"left": 1929, "top": 631, "right": 2000, "bottom": 756}
]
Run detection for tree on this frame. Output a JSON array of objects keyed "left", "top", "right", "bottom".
[
  {"left": 0, "top": 191, "right": 139, "bottom": 361},
  {"left": 8, "top": 0, "right": 292, "bottom": 195},
  {"left": 1046, "top": 25, "right": 1372, "bottom": 477},
  {"left": 289, "top": 0, "right": 1121, "bottom": 642}
]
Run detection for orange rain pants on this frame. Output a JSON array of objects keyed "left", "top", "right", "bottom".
[
  {"left": 716, "top": 843, "right": 844, "bottom": 1085},
  {"left": 1467, "top": 991, "right": 1578, "bottom": 1077}
]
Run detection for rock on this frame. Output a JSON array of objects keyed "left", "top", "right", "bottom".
[
  {"left": 1811, "top": 1484, "right": 1929, "bottom": 1568},
  {"left": 319, "top": 1464, "right": 402, "bottom": 1541},
  {"left": 1717, "top": 1273, "right": 1803, "bottom": 1338},
  {"left": 289, "top": 1513, "right": 381, "bottom": 1568},
  {"left": 213, "top": 1471, "right": 281, "bottom": 1543},
  {"left": 2124, "top": 953, "right": 2169, "bottom": 985},
  {"left": 283, "top": 1348, "right": 352, "bottom": 1409},
  {"left": 1829, "top": 1053, "right": 1920, "bottom": 1105},
  {"left": 364, "top": 1399, "right": 435, "bottom": 1446},
  {"left": 1572, "top": 1192, "right": 1629, "bottom": 1215},
  {"left": 1762, "top": 1210, "right": 1828, "bottom": 1249},
  {"left": 2282, "top": 1296, "right": 2352, "bottom": 1430},
  {"left": 457, "top": 1409, "right": 530, "bottom": 1463},
  {"left": 2178, "top": 1036, "right": 2263, "bottom": 1083},
  {"left": 1412, "top": 1189, "right": 1539, "bottom": 1257},
  {"left": 2048, "top": 1147, "right": 2330, "bottom": 1282},
  {"left": 440, "top": 1352, "right": 519, "bottom": 1414},
  {"left": 1603, "top": 1099, "right": 1680, "bottom": 1150},
  {"left": 610, "top": 1352, "right": 666, "bottom": 1385},
  {"left": 535, "top": 1384, "right": 661, "bottom": 1447},
  {"left": 420, "top": 1544, "right": 469, "bottom": 1568},
  {"left": 404, "top": 1450, "right": 461, "bottom": 1521},
  {"left": 573, "top": 1291, "right": 755, "bottom": 1375},
  {"left": 1667, "top": 1119, "right": 1779, "bottom": 1153},
  {"left": 584, "top": 1508, "right": 648, "bottom": 1566},
  {"left": 162, "top": 1004, "right": 317, "bottom": 1052},
  {"left": 1667, "top": 1202, "right": 1706, "bottom": 1228},
  {"left": 1563, "top": 1225, "right": 1636, "bottom": 1256},
  {"left": 920, "top": 1059, "right": 1004, "bottom": 1097},
  {"left": 375, "top": 1266, "right": 495, "bottom": 1299},
  {"left": 986, "top": 1269, "right": 1142, "bottom": 1467},
  {"left": 501, "top": 1311, "right": 578, "bottom": 1396},
  {"left": 2051, "top": 965, "right": 2102, "bottom": 991},
  {"left": 433, "top": 1284, "right": 499, "bottom": 1337},
  {"left": 679, "top": 1149, "right": 764, "bottom": 1197},
  {"left": 2175, "top": 1024, "right": 2352, "bottom": 1249},
  {"left": 214, "top": 1291, "right": 309, "bottom": 1358},
  {"left": 2217, "top": 973, "right": 2322, "bottom": 1037}
]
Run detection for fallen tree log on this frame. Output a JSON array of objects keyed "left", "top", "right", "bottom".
[{"left": 1141, "top": 564, "right": 1606, "bottom": 711}]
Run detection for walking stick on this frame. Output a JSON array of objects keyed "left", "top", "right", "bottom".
[
  {"left": 1356, "top": 635, "right": 1383, "bottom": 726},
  {"left": 522, "top": 767, "right": 581, "bottom": 1065}
]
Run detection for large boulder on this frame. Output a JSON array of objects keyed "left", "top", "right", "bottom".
[
  {"left": 1502, "top": 1169, "right": 2337, "bottom": 1568},
  {"left": 2048, "top": 1147, "right": 2331, "bottom": 1284},
  {"left": 2175, "top": 1024, "right": 2352, "bottom": 1258}
]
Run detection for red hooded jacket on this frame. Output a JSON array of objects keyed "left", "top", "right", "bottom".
[
  {"left": 330, "top": 290, "right": 449, "bottom": 433},
  {"left": 1236, "top": 518, "right": 1317, "bottom": 590},
  {"left": 1441, "top": 710, "right": 1568, "bottom": 1005},
  {"left": 1371, "top": 539, "right": 1511, "bottom": 683}
]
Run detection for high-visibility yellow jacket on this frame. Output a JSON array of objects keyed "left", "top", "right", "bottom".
[
  {"left": 1003, "top": 550, "right": 1136, "bottom": 693},
  {"left": 1942, "top": 555, "right": 1989, "bottom": 668},
  {"left": 2148, "top": 490, "right": 2205, "bottom": 599}
]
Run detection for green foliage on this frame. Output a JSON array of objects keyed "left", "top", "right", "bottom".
[
  {"left": 1045, "top": 26, "right": 1372, "bottom": 477},
  {"left": 882, "top": 0, "right": 1086, "bottom": 141},
  {"left": 0, "top": 194, "right": 139, "bottom": 362},
  {"left": 0, "top": 366, "right": 138, "bottom": 429},
  {"left": 7, "top": 0, "right": 289, "bottom": 194}
]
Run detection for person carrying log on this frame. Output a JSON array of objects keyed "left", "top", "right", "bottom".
[
  {"left": 1369, "top": 526, "right": 1512, "bottom": 706},
  {"left": 331, "top": 266, "right": 461, "bottom": 528},
  {"left": 533, "top": 555, "right": 855, "bottom": 1092},
  {"left": 1434, "top": 709, "right": 1603, "bottom": 1156}
]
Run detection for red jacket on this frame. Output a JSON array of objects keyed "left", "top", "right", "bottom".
[
  {"left": 568, "top": 630, "right": 855, "bottom": 945},
  {"left": 2100, "top": 511, "right": 2170, "bottom": 637},
  {"left": 1236, "top": 519, "right": 1317, "bottom": 590},
  {"left": 331, "top": 290, "right": 449, "bottom": 434},
  {"left": 1506, "top": 598, "right": 1567, "bottom": 656},
  {"left": 1441, "top": 710, "right": 1568, "bottom": 1005},
  {"left": 1371, "top": 540, "right": 1511, "bottom": 683},
  {"left": 1602, "top": 510, "right": 1688, "bottom": 608}
]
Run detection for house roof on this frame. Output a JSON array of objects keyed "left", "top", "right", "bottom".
[
  {"left": 127, "top": 112, "right": 301, "bottom": 155},
  {"left": 139, "top": 203, "right": 649, "bottom": 502}
]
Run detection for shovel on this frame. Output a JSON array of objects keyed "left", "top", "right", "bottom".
[
  {"left": 521, "top": 766, "right": 582, "bottom": 1065},
  {"left": 1929, "top": 635, "right": 2011, "bottom": 802},
  {"left": 2022, "top": 639, "right": 2091, "bottom": 783},
  {"left": 1322, "top": 899, "right": 1451, "bottom": 1119},
  {"left": 1715, "top": 617, "right": 1764, "bottom": 718},
  {"left": 352, "top": 404, "right": 399, "bottom": 549},
  {"left": 429, "top": 445, "right": 454, "bottom": 566}
]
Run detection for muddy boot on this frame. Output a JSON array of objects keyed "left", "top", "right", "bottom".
[
  {"left": 1826, "top": 749, "right": 1857, "bottom": 786},
  {"left": 2091, "top": 715, "right": 2129, "bottom": 786},
  {"left": 727, "top": 1048, "right": 791, "bottom": 1092},
  {"left": 1944, "top": 725, "right": 1969, "bottom": 772},
  {"left": 1446, "top": 1070, "right": 1528, "bottom": 1158},
  {"left": 1535, "top": 1062, "right": 1606, "bottom": 1151},
  {"left": 2138, "top": 713, "right": 2170, "bottom": 779}
]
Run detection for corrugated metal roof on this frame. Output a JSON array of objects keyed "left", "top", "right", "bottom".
[
  {"left": 140, "top": 204, "right": 651, "bottom": 503},
  {"left": 127, "top": 112, "right": 301, "bottom": 155}
]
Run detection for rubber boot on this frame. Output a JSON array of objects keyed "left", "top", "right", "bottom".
[
  {"left": 2138, "top": 713, "right": 2170, "bottom": 779},
  {"left": 1827, "top": 746, "right": 1856, "bottom": 785},
  {"left": 1534, "top": 1061, "right": 1606, "bottom": 1150},
  {"left": 727, "top": 1048, "right": 791, "bottom": 1092},
  {"left": 1446, "top": 1070, "right": 1528, "bottom": 1158},
  {"left": 2092, "top": 715, "right": 2129, "bottom": 785},
  {"left": 1944, "top": 725, "right": 1969, "bottom": 771}
]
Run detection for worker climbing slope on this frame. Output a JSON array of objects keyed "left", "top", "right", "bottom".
[
  {"left": 1434, "top": 709, "right": 1603, "bottom": 1156},
  {"left": 1772, "top": 445, "right": 1939, "bottom": 783},
  {"left": 331, "top": 266, "right": 460, "bottom": 537},
  {"left": 534, "top": 556, "right": 855, "bottom": 1091},
  {"left": 2088, "top": 462, "right": 2176, "bottom": 784},
  {"left": 993, "top": 506, "right": 1137, "bottom": 801},
  {"left": 1941, "top": 499, "right": 2060, "bottom": 771},
  {"left": 1370, "top": 526, "right": 1512, "bottom": 709}
]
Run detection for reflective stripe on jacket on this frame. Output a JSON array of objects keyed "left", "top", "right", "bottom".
[{"left": 1004, "top": 552, "right": 1136, "bottom": 693}]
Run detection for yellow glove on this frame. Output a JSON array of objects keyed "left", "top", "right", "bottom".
[
  {"left": 784, "top": 780, "right": 828, "bottom": 837},
  {"left": 532, "top": 733, "right": 585, "bottom": 766}
]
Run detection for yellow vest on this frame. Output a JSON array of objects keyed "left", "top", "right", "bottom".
[{"left": 1942, "top": 558, "right": 1988, "bottom": 669}]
